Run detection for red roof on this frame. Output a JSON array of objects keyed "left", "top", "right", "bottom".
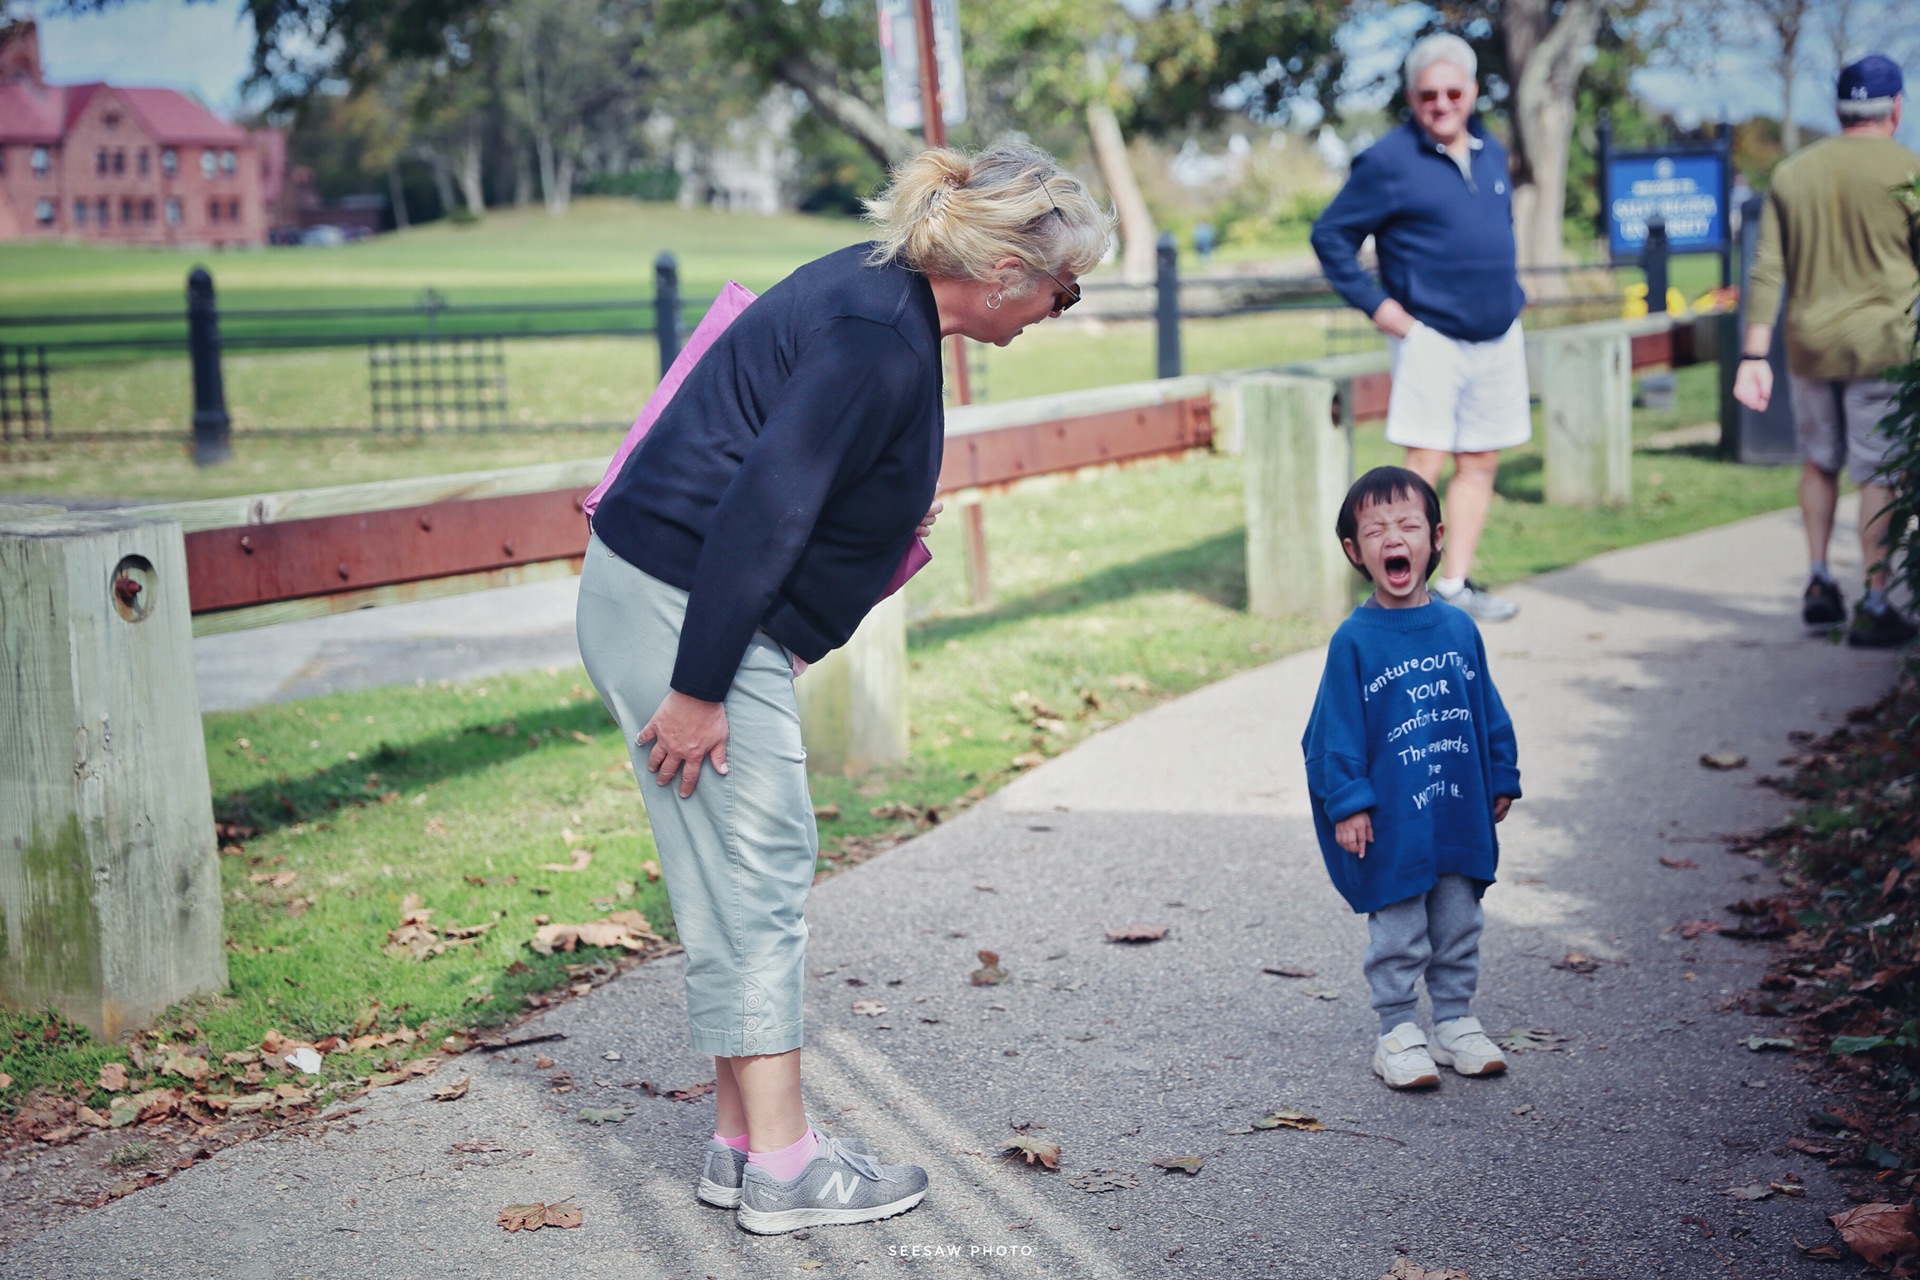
[
  {"left": 112, "top": 86, "right": 248, "bottom": 146},
  {"left": 0, "top": 79, "right": 65, "bottom": 143}
]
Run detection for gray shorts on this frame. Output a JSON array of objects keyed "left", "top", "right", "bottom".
[
  {"left": 1789, "top": 374, "right": 1898, "bottom": 485},
  {"left": 575, "top": 534, "right": 817, "bottom": 1058}
]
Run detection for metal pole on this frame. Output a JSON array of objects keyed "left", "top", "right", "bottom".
[
  {"left": 1156, "top": 233, "right": 1181, "bottom": 378},
  {"left": 1717, "top": 122, "right": 1734, "bottom": 288},
  {"left": 1644, "top": 216, "right": 1669, "bottom": 315},
  {"left": 187, "top": 266, "right": 231, "bottom": 466},
  {"left": 654, "top": 251, "right": 682, "bottom": 375}
]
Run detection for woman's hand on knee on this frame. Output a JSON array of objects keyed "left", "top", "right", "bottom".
[{"left": 636, "top": 691, "right": 729, "bottom": 798}]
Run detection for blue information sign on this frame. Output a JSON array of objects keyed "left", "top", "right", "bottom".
[{"left": 1605, "top": 150, "right": 1727, "bottom": 259}]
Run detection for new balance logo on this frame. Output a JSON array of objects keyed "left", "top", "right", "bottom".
[{"left": 821, "top": 1172, "right": 861, "bottom": 1206}]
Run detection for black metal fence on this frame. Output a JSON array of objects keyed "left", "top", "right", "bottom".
[{"left": 0, "top": 343, "right": 52, "bottom": 442}]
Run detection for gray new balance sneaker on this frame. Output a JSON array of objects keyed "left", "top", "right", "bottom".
[
  {"left": 736, "top": 1134, "right": 928, "bottom": 1235},
  {"left": 698, "top": 1139, "right": 749, "bottom": 1209},
  {"left": 1433, "top": 578, "right": 1518, "bottom": 622},
  {"left": 698, "top": 1124, "right": 875, "bottom": 1209}
]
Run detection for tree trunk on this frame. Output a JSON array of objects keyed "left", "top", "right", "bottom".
[
  {"left": 548, "top": 151, "right": 575, "bottom": 216},
  {"left": 426, "top": 151, "right": 457, "bottom": 220},
  {"left": 387, "top": 164, "right": 410, "bottom": 230},
  {"left": 1500, "top": 0, "right": 1602, "bottom": 272},
  {"left": 1778, "top": 52, "right": 1800, "bottom": 153},
  {"left": 771, "top": 49, "right": 917, "bottom": 168},
  {"left": 1085, "top": 100, "right": 1157, "bottom": 285},
  {"left": 513, "top": 143, "right": 535, "bottom": 207},
  {"left": 457, "top": 119, "right": 485, "bottom": 217}
]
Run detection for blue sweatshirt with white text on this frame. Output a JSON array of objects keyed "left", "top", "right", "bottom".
[{"left": 1301, "top": 601, "right": 1521, "bottom": 914}]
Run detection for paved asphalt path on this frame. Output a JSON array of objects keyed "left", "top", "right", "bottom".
[{"left": 14, "top": 501, "right": 1908, "bottom": 1279}]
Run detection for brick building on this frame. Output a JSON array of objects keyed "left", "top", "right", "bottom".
[{"left": 0, "top": 18, "right": 283, "bottom": 246}]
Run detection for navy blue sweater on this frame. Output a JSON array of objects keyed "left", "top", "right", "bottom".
[
  {"left": 1301, "top": 601, "right": 1521, "bottom": 914},
  {"left": 590, "top": 245, "right": 945, "bottom": 702},
  {"left": 1310, "top": 119, "right": 1527, "bottom": 343}
]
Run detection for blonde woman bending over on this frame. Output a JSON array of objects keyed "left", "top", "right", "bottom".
[{"left": 576, "top": 142, "right": 1108, "bottom": 1235}]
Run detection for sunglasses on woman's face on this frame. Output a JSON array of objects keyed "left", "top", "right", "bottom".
[
  {"left": 1039, "top": 265, "right": 1081, "bottom": 314},
  {"left": 1417, "top": 86, "right": 1467, "bottom": 104},
  {"left": 1036, "top": 180, "right": 1082, "bottom": 313}
]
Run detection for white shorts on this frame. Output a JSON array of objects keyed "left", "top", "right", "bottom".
[{"left": 1384, "top": 318, "right": 1532, "bottom": 454}]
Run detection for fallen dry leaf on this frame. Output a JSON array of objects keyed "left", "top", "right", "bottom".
[
  {"left": 1497, "top": 1028, "right": 1570, "bottom": 1053},
  {"left": 497, "top": 1200, "right": 584, "bottom": 1233},
  {"left": 98, "top": 1063, "right": 128, "bottom": 1092},
  {"left": 638, "top": 1078, "right": 716, "bottom": 1103},
  {"left": 1068, "top": 1169, "right": 1138, "bottom": 1193},
  {"left": 1380, "top": 1261, "right": 1471, "bottom": 1280},
  {"left": 1674, "top": 918, "right": 1724, "bottom": 940},
  {"left": 528, "top": 910, "right": 664, "bottom": 956},
  {"left": 1551, "top": 952, "right": 1600, "bottom": 975},
  {"left": 1262, "top": 965, "right": 1317, "bottom": 979},
  {"left": 430, "top": 1076, "right": 471, "bottom": 1103},
  {"left": 1000, "top": 1135, "right": 1061, "bottom": 1169},
  {"left": 1253, "top": 1108, "right": 1325, "bottom": 1132},
  {"left": 1152, "top": 1154, "right": 1204, "bottom": 1176},
  {"left": 971, "top": 949, "right": 1011, "bottom": 986},
  {"left": 578, "top": 1106, "right": 629, "bottom": 1125},
  {"left": 540, "top": 849, "right": 593, "bottom": 873},
  {"left": 1105, "top": 925, "right": 1169, "bottom": 944},
  {"left": 1727, "top": 1184, "right": 1773, "bottom": 1201},
  {"left": 1744, "top": 1035, "right": 1797, "bottom": 1052},
  {"left": 1009, "top": 751, "right": 1047, "bottom": 771},
  {"left": 1110, "top": 673, "right": 1151, "bottom": 692},
  {"left": 1830, "top": 1201, "right": 1920, "bottom": 1271},
  {"left": 1659, "top": 855, "right": 1699, "bottom": 870},
  {"left": 1700, "top": 752, "right": 1748, "bottom": 770},
  {"left": 640, "top": 859, "right": 661, "bottom": 882},
  {"left": 851, "top": 1000, "right": 887, "bottom": 1017}
]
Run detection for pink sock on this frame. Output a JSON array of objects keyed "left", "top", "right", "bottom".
[
  {"left": 713, "top": 1130, "right": 749, "bottom": 1152},
  {"left": 747, "top": 1127, "right": 819, "bottom": 1182}
]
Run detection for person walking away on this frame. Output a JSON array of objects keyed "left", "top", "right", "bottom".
[
  {"left": 1734, "top": 54, "right": 1920, "bottom": 649},
  {"left": 1302, "top": 466, "right": 1522, "bottom": 1089},
  {"left": 1311, "top": 33, "right": 1530, "bottom": 623},
  {"left": 578, "top": 141, "right": 1107, "bottom": 1235}
]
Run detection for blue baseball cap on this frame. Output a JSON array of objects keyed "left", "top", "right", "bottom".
[{"left": 1838, "top": 55, "right": 1903, "bottom": 102}]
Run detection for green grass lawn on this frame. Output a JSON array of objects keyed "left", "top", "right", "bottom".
[{"left": 0, "top": 359, "right": 1800, "bottom": 1119}]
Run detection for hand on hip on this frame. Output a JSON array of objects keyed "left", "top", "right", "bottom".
[{"left": 637, "top": 690, "right": 730, "bottom": 798}]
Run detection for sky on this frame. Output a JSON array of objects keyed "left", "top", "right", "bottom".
[{"left": 25, "top": 0, "right": 1920, "bottom": 148}]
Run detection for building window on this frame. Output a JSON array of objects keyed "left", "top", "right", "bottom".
[
  {"left": 220, "top": 149, "right": 236, "bottom": 174},
  {"left": 121, "top": 197, "right": 134, "bottom": 224},
  {"left": 229, "top": 198, "right": 240, "bottom": 221},
  {"left": 201, "top": 148, "right": 216, "bottom": 178},
  {"left": 164, "top": 198, "right": 179, "bottom": 225},
  {"left": 161, "top": 147, "right": 176, "bottom": 176},
  {"left": 97, "top": 147, "right": 108, "bottom": 175},
  {"left": 0, "top": 148, "right": 6, "bottom": 174},
  {"left": 209, "top": 199, "right": 221, "bottom": 223},
  {"left": 35, "top": 199, "right": 54, "bottom": 225},
  {"left": 112, "top": 149, "right": 125, "bottom": 175},
  {"left": 144, "top": 198, "right": 157, "bottom": 224},
  {"left": 96, "top": 197, "right": 108, "bottom": 225},
  {"left": 74, "top": 199, "right": 89, "bottom": 226},
  {"left": 138, "top": 148, "right": 149, "bottom": 175},
  {"left": 32, "top": 146, "right": 49, "bottom": 175}
]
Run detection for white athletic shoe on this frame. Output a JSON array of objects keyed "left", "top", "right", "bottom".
[
  {"left": 1372, "top": 1021, "right": 1441, "bottom": 1089},
  {"left": 1430, "top": 1015, "right": 1508, "bottom": 1077}
]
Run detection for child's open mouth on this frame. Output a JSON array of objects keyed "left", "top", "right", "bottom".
[{"left": 1383, "top": 553, "right": 1412, "bottom": 584}]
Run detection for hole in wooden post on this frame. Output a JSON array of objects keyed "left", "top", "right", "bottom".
[{"left": 110, "top": 554, "right": 155, "bottom": 623}]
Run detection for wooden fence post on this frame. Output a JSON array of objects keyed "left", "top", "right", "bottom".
[
  {"left": 793, "top": 590, "right": 908, "bottom": 776},
  {"left": 0, "top": 512, "right": 227, "bottom": 1037},
  {"left": 1239, "top": 373, "right": 1352, "bottom": 623},
  {"left": 1541, "top": 324, "right": 1633, "bottom": 508}
]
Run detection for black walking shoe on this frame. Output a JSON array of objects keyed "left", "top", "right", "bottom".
[
  {"left": 1801, "top": 577, "right": 1845, "bottom": 627},
  {"left": 1847, "top": 601, "right": 1918, "bottom": 649}
]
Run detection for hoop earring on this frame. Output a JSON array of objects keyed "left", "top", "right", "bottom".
[{"left": 985, "top": 292, "right": 1003, "bottom": 310}]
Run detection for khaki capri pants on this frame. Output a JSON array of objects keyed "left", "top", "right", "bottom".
[{"left": 575, "top": 533, "right": 818, "bottom": 1058}]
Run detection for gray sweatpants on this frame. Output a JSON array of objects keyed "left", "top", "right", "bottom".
[{"left": 1364, "top": 874, "right": 1484, "bottom": 1033}]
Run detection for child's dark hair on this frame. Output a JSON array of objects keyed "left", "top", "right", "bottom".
[{"left": 1335, "top": 466, "right": 1442, "bottom": 581}]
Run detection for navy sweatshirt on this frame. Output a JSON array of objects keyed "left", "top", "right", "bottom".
[
  {"left": 1301, "top": 601, "right": 1521, "bottom": 914},
  {"left": 1310, "top": 118, "right": 1528, "bottom": 343},
  {"left": 590, "top": 244, "right": 945, "bottom": 702}
]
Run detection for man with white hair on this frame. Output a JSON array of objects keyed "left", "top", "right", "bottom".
[
  {"left": 1735, "top": 54, "right": 1918, "bottom": 649},
  {"left": 1312, "top": 32, "right": 1528, "bottom": 623}
]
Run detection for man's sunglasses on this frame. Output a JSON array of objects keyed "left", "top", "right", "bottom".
[
  {"left": 1417, "top": 86, "right": 1467, "bottom": 104},
  {"left": 1037, "top": 181, "right": 1082, "bottom": 314}
]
